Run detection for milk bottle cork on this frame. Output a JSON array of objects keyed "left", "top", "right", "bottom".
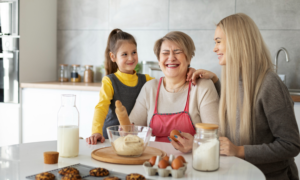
[{"left": 115, "top": 100, "right": 131, "bottom": 131}]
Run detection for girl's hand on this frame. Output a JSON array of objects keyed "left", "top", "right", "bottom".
[
  {"left": 86, "top": 133, "right": 105, "bottom": 145},
  {"left": 169, "top": 132, "right": 194, "bottom": 153},
  {"left": 186, "top": 67, "right": 196, "bottom": 81},
  {"left": 191, "top": 69, "right": 218, "bottom": 85},
  {"left": 219, "top": 137, "right": 245, "bottom": 159}
]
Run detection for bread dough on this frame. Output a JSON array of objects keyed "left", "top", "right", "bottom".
[{"left": 113, "top": 135, "right": 144, "bottom": 156}]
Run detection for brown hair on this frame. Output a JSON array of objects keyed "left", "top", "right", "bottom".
[
  {"left": 153, "top": 31, "right": 195, "bottom": 63},
  {"left": 104, "top": 29, "right": 137, "bottom": 75}
]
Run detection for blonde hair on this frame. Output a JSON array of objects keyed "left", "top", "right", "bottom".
[
  {"left": 218, "top": 13, "right": 274, "bottom": 145},
  {"left": 153, "top": 31, "right": 195, "bottom": 63},
  {"left": 104, "top": 29, "right": 137, "bottom": 75}
]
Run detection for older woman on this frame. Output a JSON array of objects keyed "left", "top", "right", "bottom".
[{"left": 129, "top": 31, "right": 219, "bottom": 151}]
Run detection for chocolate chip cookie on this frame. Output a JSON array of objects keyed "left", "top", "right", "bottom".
[
  {"left": 58, "top": 167, "right": 79, "bottom": 175},
  {"left": 126, "top": 173, "right": 146, "bottom": 180},
  {"left": 89, "top": 167, "right": 109, "bottom": 177},
  {"left": 61, "top": 174, "right": 82, "bottom": 180},
  {"left": 35, "top": 172, "right": 55, "bottom": 180},
  {"left": 103, "top": 177, "right": 121, "bottom": 180}
]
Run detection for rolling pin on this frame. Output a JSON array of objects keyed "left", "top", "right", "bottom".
[{"left": 115, "top": 100, "right": 131, "bottom": 131}]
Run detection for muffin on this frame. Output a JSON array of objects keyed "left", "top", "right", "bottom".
[
  {"left": 58, "top": 167, "right": 79, "bottom": 175},
  {"left": 61, "top": 174, "right": 81, "bottom": 180},
  {"left": 89, "top": 167, "right": 109, "bottom": 177},
  {"left": 103, "top": 177, "right": 121, "bottom": 180},
  {"left": 35, "top": 172, "right": 55, "bottom": 180},
  {"left": 126, "top": 173, "right": 146, "bottom": 180}
]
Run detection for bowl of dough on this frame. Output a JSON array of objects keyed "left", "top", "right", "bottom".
[{"left": 107, "top": 125, "right": 152, "bottom": 157}]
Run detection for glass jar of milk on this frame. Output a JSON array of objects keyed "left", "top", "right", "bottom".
[
  {"left": 193, "top": 123, "right": 219, "bottom": 171},
  {"left": 57, "top": 94, "right": 79, "bottom": 157}
]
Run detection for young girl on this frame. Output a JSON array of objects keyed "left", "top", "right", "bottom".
[{"left": 86, "top": 29, "right": 195, "bottom": 144}]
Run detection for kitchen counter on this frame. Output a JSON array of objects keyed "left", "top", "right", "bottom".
[
  {"left": 0, "top": 140, "right": 265, "bottom": 180},
  {"left": 20, "top": 82, "right": 102, "bottom": 91}
]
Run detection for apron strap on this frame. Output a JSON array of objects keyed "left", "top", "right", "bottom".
[
  {"left": 153, "top": 77, "right": 163, "bottom": 114},
  {"left": 184, "top": 81, "right": 192, "bottom": 112}
]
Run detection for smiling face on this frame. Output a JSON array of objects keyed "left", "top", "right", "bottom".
[
  {"left": 213, "top": 26, "right": 226, "bottom": 65},
  {"left": 110, "top": 41, "right": 138, "bottom": 74},
  {"left": 159, "top": 40, "right": 189, "bottom": 79}
]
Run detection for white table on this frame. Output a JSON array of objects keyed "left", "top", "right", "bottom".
[{"left": 0, "top": 140, "right": 265, "bottom": 180}]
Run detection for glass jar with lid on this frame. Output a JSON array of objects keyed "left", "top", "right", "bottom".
[
  {"left": 193, "top": 123, "right": 219, "bottom": 171},
  {"left": 57, "top": 94, "right": 79, "bottom": 157},
  {"left": 83, "top": 65, "right": 93, "bottom": 83},
  {"left": 70, "top": 64, "right": 81, "bottom": 82},
  {"left": 58, "top": 64, "right": 69, "bottom": 82}
]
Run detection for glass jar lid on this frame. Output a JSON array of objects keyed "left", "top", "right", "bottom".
[
  {"left": 195, "top": 123, "right": 218, "bottom": 130},
  {"left": 71, "top": 64, "right": 80, "bottom": 67}
]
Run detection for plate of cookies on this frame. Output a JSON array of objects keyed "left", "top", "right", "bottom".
[{"left": 26, "top": 163, "right": 149, "bottom": 180}]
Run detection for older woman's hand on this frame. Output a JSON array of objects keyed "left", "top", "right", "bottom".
[
  {"left": 219, "top": 137, "right": 245, "bottom": 159},
  {"left": 169, "top": 132, "right": 194, "bottom": 153},
  {"left": 191, "top": 69, "right": 219, "bottom": 85},
  {"left": 86, "top": 133, "right": 105, "bottom": 144}
]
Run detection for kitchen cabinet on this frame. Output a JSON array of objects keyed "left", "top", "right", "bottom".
[
  {"left": 0, "top": 103, "right": 20, "bottom": 146},
  {"left": 22, "top": 88, "right": 99, "bottom": 143}
]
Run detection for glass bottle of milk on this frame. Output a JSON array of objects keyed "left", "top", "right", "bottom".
[
  {"left": 193, "top": 123, "right": 219, "bottom": 171},
  {"left": 57, "top": 94, "right": 79, "bottom": 157}
]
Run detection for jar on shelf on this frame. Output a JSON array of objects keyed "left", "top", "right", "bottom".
[
  {"left": 58, "top": 64, "right": 69, "bottom": 82},
  {"left": 57, "top": 94, "right": 79, "bottom": 158},
  {"left": 83, "top": 65, "right": 94, "bottom": 83},
  {"left": 70, "top": 64, "right": 81, "bottom": 82},
  {"left": 193, "top": 123, "right": 219, "bottom": 172}
]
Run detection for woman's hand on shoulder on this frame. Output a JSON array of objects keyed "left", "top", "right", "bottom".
[
  {"left": 220, "top": 137, "right": 245, "bottom": 159},
  {"left": 169, "top": 132, "right": 194, "bottom": 153},
  {"left": 191, "top": 69, "right": 218, "bottom": 85},
  {"left": 86, "top": 133, "right": 105, "bottom": 145},
  {"left": 186, "top": 67, "right": 196, "bottom": 82}
]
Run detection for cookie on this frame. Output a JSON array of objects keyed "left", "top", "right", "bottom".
[
  {"left": 58, "top": 167, "right": 79, "bottom": 175},
  {"left": 89, "top": 168, "right": 109, "bottom": 177},
  {"left": 103, "top": 177, "right": 121, "bottom": 180},
  {"left": 35, "top": 172, "right": 55, "bottom": 180},
  {"left": 126, "top": 173, "right": 146, "bottom": 180},
  {"left": 61, "top": 174, "right": 82, "bottom": 180}
]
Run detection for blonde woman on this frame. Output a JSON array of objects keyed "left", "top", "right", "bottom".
[{"left": 189, "top": 13, "right": 300, "bottom": 180}]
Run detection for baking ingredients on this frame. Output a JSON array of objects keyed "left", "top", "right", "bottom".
[
  {"left": 163, "top": 155, "right": 169, "bottom": 162},
  {"left": 170, "top": 130, "right": 181, "bottom": 142},
  {"left": 84, "top": 65, "right": 93, "bottom": 83},
  {"left": 70, "top": 64, "right": 80, "bottom": 82},
  {"left": 171, "top": 158, "right": 184, "bottom": 170},
  {"left": 149, "top": 156, "right": 157, "bottom": 166},
  {"left": 176, "top": 156, "right": 186, "bottom": 163},
  {"left": 113, "top": 134, "right": 144, "bottom": 156},
  {"left": 158, "top": 160, "right": 169, "bottom": 169},
  {"left": 57, "top": 125, "right": 79, "bottom": 157},
  {"left": 43, "top": 151, "right": 59, "bottom": 164},
  {"left": 193, "top": 139, "right": 219, "bottom": 171}
]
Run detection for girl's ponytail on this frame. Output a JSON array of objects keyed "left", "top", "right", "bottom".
[{"left": 104, "top": 28, "right": 137, "bottom": 75}]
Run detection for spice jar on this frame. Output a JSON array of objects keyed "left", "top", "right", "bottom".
[
  {"left": 70, "top": 64, "right": 81, "bottom": 82},
  {"left": 83, "top": 65, "right": 93, "bottom": 83},
  {"left": 58, "top": 64, "right": 69, "bottom": 82},
  {"left": 193, "top": 123, "right": 219, "bottom": 172}
]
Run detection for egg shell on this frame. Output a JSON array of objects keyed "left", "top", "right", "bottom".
[
  {"left": 170, "top": 130, "right": 181, "bottom": 142},
  {"left": 149, "top": 156, "right": 156, "bottom": 166},
  {"left": 158, "top": 160, "right": 169, "bottom": 169},
  {"left": 163, "top": 156, "right": 169, "bottom": 162},
  {"left": 176, "top": 155, "right": 186, "bottom": 163},
  {"left": 171, "top": 158, "right": 184, "bottom": 170}
]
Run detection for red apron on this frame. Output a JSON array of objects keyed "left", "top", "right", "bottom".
[{"left": 150, "top": 77, "right": 196, "bottom": 142}]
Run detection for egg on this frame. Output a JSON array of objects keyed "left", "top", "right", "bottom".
[
  {"left": 149, "top": 156, "right": 156, "bottom": 166},
  {"left": 171, "top": 158, "right": 184, "bottom": 170},
  {"left": 170, "top": 130, "right": 181, "bottom": 142},
  {"left": 158, "top": 159, "right": 169, "bottom": 169},
  {"left": 163, "top": 155, "right": 169, "bottom": 162},
  {"left": 176, "top": 155, "right": 186, "bottom": 163}
]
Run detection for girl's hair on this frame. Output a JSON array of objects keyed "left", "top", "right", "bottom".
[
  {"left": 217, "top": 13, "right": 274, "bottom": 145},
  {"left": 104, "top": 29, "right": 137, "bottom": 75},
  {"left": 153, "top": 31, "right": 195, "bottom": 63}
]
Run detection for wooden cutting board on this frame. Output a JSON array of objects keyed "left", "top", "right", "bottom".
[{"left": 91, "top": 146, "right": 166, "bottom": 165}]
